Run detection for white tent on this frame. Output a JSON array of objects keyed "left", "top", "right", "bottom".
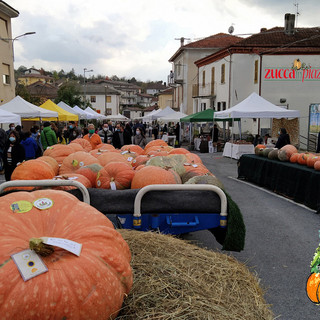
[
  {"left": 0, "top": 109, "right": 21, "bottom": 124},
  {"left": 214, "top": 92, "right": 300, "bottom": 119},
  {"left": 84, "top": 107, "right": 107, "bottom": 120},
  {"left": 151, "top": 106, "right": 176, "bottom": 120},
  {"left": 73, "top": 106, "right": 96, "bottom": 120},
  {"left": 57, "top": 101, "right": 87, "bottom": 120},
  {"left": 142, "top": 109, "right": 162, "bottom": 122},
  {"left": 159, "top": 111, "right": 187, "bottom": 122},
  {"left": 105, "top": 113, "right": 129, "bottom": 121},
  {"left": 0, "top": 96, "right": 58, "bottom": 118}
]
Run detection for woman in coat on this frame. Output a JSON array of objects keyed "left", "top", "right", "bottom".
[
  {"left": 133, "top": 127, "right": 147, "bottom": 149},
  {"left": 3, "top": 130, "right": 25, "bottom": 181}
]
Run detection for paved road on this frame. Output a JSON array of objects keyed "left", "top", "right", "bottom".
[{"left": 184, "top": 152, "right": 320, "bottom": 320}]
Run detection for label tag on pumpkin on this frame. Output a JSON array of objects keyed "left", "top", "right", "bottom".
[
  {"left": 33, "top": 198, "right": 54, "bottom": 210},
  {"left": 121, "top": 151, "right": 128, "bottom": 154},
  {"left": 127, "top": 157, "right": 133, "bottom": 162},
  {"left": 10, "top": 201, "right": 33, "bottom": 213},
  {"left": 40, "top": 237, "right": 82, "bottom": 256},
  {"left": 192, "top": 164, "right": 198, "bottom": 168},
  {"left": 11, "top": 249, "right": 48, "bottom": 281},
  {"left": 110, "top": 181, "right": 117, "bottom": 190}
]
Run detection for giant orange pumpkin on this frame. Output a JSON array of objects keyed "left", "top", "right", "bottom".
[
  {"left": 98, "top": 152, "right": 129, "bottom": 167},
  {"left": 76, "top": 163, "right": 103, "bottom": 186},
  {"left": 37, "top": 156, "right": 60, "bottom": 176},
  {"left": 169, "top": 148, "right": 190, "bottom": 155},
  {"left": 71, "top": 138, "right": 92, "bottom": 152},
  {"left": 278, "top": 145, "right": 298, "bottom": 162},
  {"left": 59, "top": 151, "right": 99, "bottom": 174},
  {"left": 144, "top": 145, "right": 172, "bottom": 155},
  {"left": 0, "top": 190, "right": 132, "bottom": 319},
  {"left": 131, "top": 155, "right": 151, "bottom": 169},
  {"left": 43, "top": 144, "right": 74, "bottom": 165},
  {"left": 131, "top": 165, "right": 180, "bottom": 189},
  {"left": 144, "top": 139, "right": 168, "bottom": 152},
  {"left": 185, "top": 153, "right": 203, "bottom": 164},
  {"left": 121, "top": 144, "right": 144, "bottom": 155},
  {"left": 68, "top": 142, "right": 84, "bottom": 153},
  {"left": 96, "top": 162, "right": 135, "bottom": 189},
  {"left": 53, "top": 173, "right": 92, "bottom": 190},
  {"left": 11, "top": 160, "right": 55, "bottom": 181}
]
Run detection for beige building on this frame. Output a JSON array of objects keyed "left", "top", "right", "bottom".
[
  {"left": 0, "top": 1, "right": 19, "bottom": 104},
  {"left": 157, "top": 87, "right": 173, "bottom": 109},
  {"left": 17, "top": 68, "right": 55, "bottom": 86}
]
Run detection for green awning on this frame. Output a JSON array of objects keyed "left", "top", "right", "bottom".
[{"left": 180, "top": 108, "right": 239, "bottom": 123}]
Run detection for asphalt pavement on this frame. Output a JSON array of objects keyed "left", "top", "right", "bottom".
[{"left": 185, "top": 151, "right": 320, "bottom": 320}]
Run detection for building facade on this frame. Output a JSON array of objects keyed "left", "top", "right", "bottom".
[
  {"left": 168, "top": 34, "right": 242, "bottom": 115},
  {"left": 0, "top": 1, "right": 18, "bottom": 104},
  {"left": 194, "top": 22, "right": 320, "bottom": 141}
]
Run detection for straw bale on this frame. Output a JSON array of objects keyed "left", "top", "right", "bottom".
[
  {"left": 116, "top": 230, "right": 274, "bottom": 320},
  {"left": 272, "top": 118, "right": 299, "bottom": 146}
]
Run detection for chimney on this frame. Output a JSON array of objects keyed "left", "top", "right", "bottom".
[
  {"left": 260, "top": 28, "right": 267, "bottom": 32},
  {"left": 284, "top": 13, "right": 295, "bottom": 35},
  {"left": 180, "top": 37, "right": 185, "bottom": 47}
]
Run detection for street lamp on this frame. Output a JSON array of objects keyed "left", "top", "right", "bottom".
[
  {"left": 83, "top": 68, "right": 93, "bottom": 104},
  {"left": 0, "top": 32, "right": 36, "bottom": 61}
]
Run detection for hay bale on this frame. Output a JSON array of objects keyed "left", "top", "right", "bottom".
[{"left": 116, "top": 230, "right": 273, "bottom": 320}]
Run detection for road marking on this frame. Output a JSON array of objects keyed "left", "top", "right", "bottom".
[{"left": 228, "top": 176, "right": 316, "bottom": 213}]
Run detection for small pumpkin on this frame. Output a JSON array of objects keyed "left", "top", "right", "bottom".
[
  {"left": 278, "top": 145, "right": 298, "bottom": 161},
  {"left": 96, "top": 162, "right": 135, "bottom": 189},
  {"left": 0, "top": 190, "right": 132, "bottom": 319},
  {"left": 306, "top": 272, "right": 320, "bottom": 303},
  {"left": 290, "top": 153, "right": 300, "bottom": 163},
  {"left": 59, "top": 151, "right": 99, "bottom": 174},
  {"left": 297, "top": 153, "right": 310, "bottom": 165},
  {"left": 307, "top": 155, "right": 319, "bottom": 168},
  {"left": 131, "top": 166, "right": 180, "bottom": 189},
  {"left": 268, "top": 148, "right": 279, "bottom": 160},
  {"left": 314, "top": 161, "right": 320, "bottom": 171},
  {"left": 262, "top": 148, "right": 273, "bottom": 158}
]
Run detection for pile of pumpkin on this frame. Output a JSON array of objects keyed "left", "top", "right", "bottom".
[
  {"left": 10, "top": 138, "right": 222, "bottom": 190},
  {"left": 254, "top": 144, "right": 320, "bottom": 170}
]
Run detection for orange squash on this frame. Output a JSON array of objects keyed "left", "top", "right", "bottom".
[
  {"left": 37, "top": 156, "right": 59, "bottom": 175},
  {"left": 11, "top": 159, "right": 55, "bottom": 181},
  {"left": 98, "top": 152, "right": 129, "bottom": 167},
  {"left": 169, "top": 148, "right": 190, "bottom": 155},
  {"left": 307, "top": 155, "right": 319, "bottom": 168},
  {"left": 297, "top": 153, "right": 310, "bottom": 165},
  {"left": 314, "top": 161, "right": 320, "bottom": 171},
  {"left": 59, "top": 151, "right": 99, "bottom": 174},
  {"left": 144, "top": 139, "right": 168, "bottom": 152},
  {"left": 96, "top": 162, "right": 135, "bottom": 189},
  {"left": 256, "top": 144, "right": 266, "bottom": 149},
  {"left": 306, "top": 272, "right": 320, "bottom": 303},
  {"left": 131, "top": 165, "right": 180, "bottom": 189},
  {"left": 121, "top": 144, "right": 144, "bottom": 155},
  {"left": 53, "top": 173, "right": 92, "bottom": 190},
  {"left": 0, "top": 190, "right": 132, "bottom": 319},
  {"left": 43, "top": 144, "right": 74, "bottom": 165},
  {"left": 278, "top": 144, "right": 298, "bottom": 162},
  {"left": 290, "top": 153, "right": 300, "bottom": 163},
  {"left": 71, "top": 138, "right": 92, "bottom": 152},
  {"left": 76, "top": 163, "right": 103, "bottom": 186}
]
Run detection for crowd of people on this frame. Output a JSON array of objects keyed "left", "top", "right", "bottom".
[{"left": 0, "top": 119, "right": 177, "bottom": 181}]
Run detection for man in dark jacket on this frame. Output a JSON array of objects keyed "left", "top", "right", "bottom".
[
  {"left": 275, "top": 128, "right": 290, "bottom": 149},
  {"left": 41, "top": 122, "right": 57, "bottom": 150},
  {"left": 112, "top": 123, "right": 131, "bottom": 149},
  {"left": 64, "top": 121, "right": 82, "bottom": 143}
]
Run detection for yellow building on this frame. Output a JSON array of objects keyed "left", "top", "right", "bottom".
[
  {"left": 17, "top": 68, "right": 55, "bottom": 86},
  {"left": 0, "top": 1, "right": 19, "bottom": 104},
  {"left": 157, "top": 87, "right": 174, "bottom": 110}
]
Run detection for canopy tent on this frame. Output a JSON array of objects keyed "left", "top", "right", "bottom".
[
  {"left": 142, "top": 109, "right": 162, "bottom": 122},
  {"left": 105, "top": 113, "right": 129, "bottom": 121},
  {"left": 0, "top": 109, "right": 21, "bottom": 124},
  {"left": 57, "top": 101, "right": 87, "bottom": 120},
  {"left": 181, "top": 108, "right": 235, "bottom": 122},
  {"left": 0, "top": 95, "right": 58, "bottom": 119},
  {"left": 84, "top": 107, "right": 108, "bottom": 120},
  {"left": 159, "top": 111, "right": 187, "bottom": 122},
  {"left": 150, "top": 106, "right": 176, "bottom": 120},
  {"left": 39, "top": 100, "right": 78, "bottom": 121},
  {"left": 73, "top": 106, "right": 96, "bottom": 120},
  {"left": 214, "top": 92, "right": 300, "bottom": 119}
]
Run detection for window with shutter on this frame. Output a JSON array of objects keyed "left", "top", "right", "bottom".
[
  {"left": 202, "top": 70, "right": 205, "bottom": 87},
  {"left": 211, "top": 67, "right": 215, "bottom": 95},
  {"left": 2, "top": 63, "right": 10, "bottom": 85},
  {"left": 221, "top": 64, "right": 225, "bottom": 84},
  {"left": 254, "top": 60, "right": 259, "bottom": 84}
]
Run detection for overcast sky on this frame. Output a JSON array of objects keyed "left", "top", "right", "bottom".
[{"left": 8, "top": 0, "right": 319, "bottom": 82}]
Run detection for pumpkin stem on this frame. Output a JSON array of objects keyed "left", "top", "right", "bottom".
[{"left": 29, "top": 238, "right": 54, "bottom": 257}]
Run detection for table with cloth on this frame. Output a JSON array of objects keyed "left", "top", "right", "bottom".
[
  {"left": 238, "top": 154, "right": 320, "bottom": 213},
  {"left": 223, "top": 142, "right": 255, "bottom": 159}
]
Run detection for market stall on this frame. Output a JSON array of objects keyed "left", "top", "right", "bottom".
[
  {"left": 39, "top": 99, "right": 78, "bottom": 121},
  {"left": 57, "top": 101, "right": 87, "bottom": 120},
  {"left": 222, "top": 142, "right": 255, "bottom": 159},
  {"left": 0, "top": 108, "right": 21, "bottom": 125},
  {"left": 238, "top": 154, "right": 320, "bottom": 212},
  {"left": 85, "top": 107, "right": 108, "bottom": 121}
]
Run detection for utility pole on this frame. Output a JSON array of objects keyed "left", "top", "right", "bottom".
[{"left": 83, "top": 68, "right": 93, "bottom": 106}]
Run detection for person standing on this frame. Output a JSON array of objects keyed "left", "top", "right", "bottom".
[
  {"left": 98, "top": 123, "right": 113, "bottom": 144},
  {"left": 83, "top": 124, "right": 102, "bottom": 149},
  {"left": 275, "top": 128, "right": 290, "bottom": 149},
  {"left": 152, "top": 124, "right": 159, "bottom": 140},
  {"left": 31, "top": 125, "right": 43, "bottom": 157},
  {"left": 64, "top": 121, "right": 82, "bottom": 143},
  {"left": 3, "top": 130, "right": 25, "bottom": 181},
  {"left": 0, "top": 127, "right": 7, "bottom": 172},
  {"left": 133, "top": 127, "right": 147, "bottom": 148},
  {"left": 112, "top": 123, "right": 125, "bottom": 149},
  {"left": 21, "top": 131, "right": 39, "bottom": 160},
  {"left": 316, "top": 131, "right": 320, "bottom": 153},
  {"left": 124, "top": 123, "right": 133, "bottom": 144},
  {"left": 6, "top": 123, "right": 15, "bottom": 136},
  {"left": 41, "top": 122, "right": 57, "bottom": 150}
]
